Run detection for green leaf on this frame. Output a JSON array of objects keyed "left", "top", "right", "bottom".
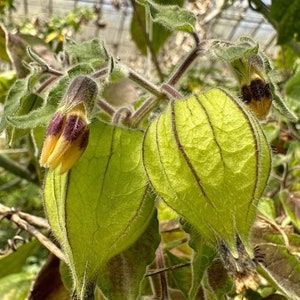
[
  {"left": 258, "top": 197, "right": 276, "bottom": 220},
  {"left": 280, "top": 190, "right": 300, "bottom": 231},
  {"left": 0, "top": 239, "right": 40, "bottom": 279},
  {"left": 271, "top": 0, "right": 300, "bottom": 45},
  {"left": 97, "top": 211, "right": 160, "bottom": 300},
  {"left": 1, "top": 25, "right": 31, "bottom": 78},
  {"left": 209, "top": 37, "right": 259, "bottom": 63},
  {"left": 64, "top": 38, "right": 108, "bottom": 68},
  {"left": 143, "top": 88, "right": 271, "bottom": 258},
  {"left": 0, "top": 78, "right": 28, "bottom": 133},
  {"left": 258, "top": 234, "right": 300, "bottom": 299},
  {"left": 0, "top": 70, "right": 16, "bottom": 104},
  {"left": 44, "top": 119, "right": 155, "bottom": 298},
  {"left": 130, "top": 0, "right": 184, "bottom": 56},
  {"left": 6, "top": 93, "right": 48, "bottom": 128},
  {"left": 137, "top": 0, "right": 196, "bottom": 33},
  {"left": 181, "top": 221, "right": 216, "bottom": 300},
  {"left": 164, "top": 250, "right": 191, "bottom": 298},
  {"left": 0, "top": 272, "right": 34, "bottom": 300}
]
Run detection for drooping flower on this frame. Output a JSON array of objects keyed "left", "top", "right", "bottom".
[{"left": 40, "top": 76, "right": 98, "bottom": 174}]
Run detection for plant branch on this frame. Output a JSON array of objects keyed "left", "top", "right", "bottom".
[
  {"left": 128, "top": 96, "right": 160, "bottom": 128},
  {"left": 128, "top": 68, "right": 163, "bottom": 97},
  {"left": 36, "top": 75, "right": 59, "bottom": 94},
  {"left": 97, "top": 98, "right": 116, "bottom": 116},
  {"left": 146, "top": 262, "right": 190, "bottom": 277},
  {"left": 167, "top": 41, "right": 207, "bottom": 86},
  {"left": 156, "top": 247, "right": 169, "bottom": 300},
  {"left": 0, "top": 204, "right": 67, "bottom": 263},
  {"left": 0, "top": 154, "right": 37, "bottom": 184}
]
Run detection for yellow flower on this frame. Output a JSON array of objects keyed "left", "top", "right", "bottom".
[
  {"left": 40, "top": 76, "right": 98, "bottom": 174},
  {"left": 40, "top": 103, "right": 90, "bottom": 174},
  {"left": 240, "top": 69, "right": 272, "bottom": 119},
  {"left": 231, "top": 57, "right": 272, "bottom": 119}
]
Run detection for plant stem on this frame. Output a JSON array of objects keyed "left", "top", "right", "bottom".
[
  {"left": 161, "top": 83, "right": 183, "bottom": 99},
  {"left": 128, "top": 96, "right": 160, "bottom": 128},
  {"left": 0, "top": 154, "right": 37, "bottom": 184},
  {"left": 36, "top": 75, "right": 59, "bottom": 94},
  {"left": 128, "top": 68, "right": 162, "bottom": 97},
  {"left": 167, "top": 41, "right": 207, "bottom": 86},
  {"left": 156, "top": 247, "right": 169, "bottom": 300},
  {"left": 97, "top": 98, "right": 116, "bottom": 116}
]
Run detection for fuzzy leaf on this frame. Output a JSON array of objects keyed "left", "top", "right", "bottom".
[
  {"left": 64, "top": 38, "right": 108, "bottom": 68},
  {"left": 0, "top": 239, "right": 40, "bottom": 279},
  {"left": 137, "top": 0, "right": 196, "bottom": 33},
  {"left": 258, "top": 234, "right": 300, "bottom": 299},
  {"left": 130, "top": 0, "right": 184, "bottom": 56},
  {"left": 280, "top": 190, "right": 300, "bottom": 231},
  {"left": 0, "top": 272, "right": 34, "bottom": 300}
]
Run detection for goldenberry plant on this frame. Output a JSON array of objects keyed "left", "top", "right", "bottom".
[{"left": 0, "top": 1, "right": 300, "bottom": 299}]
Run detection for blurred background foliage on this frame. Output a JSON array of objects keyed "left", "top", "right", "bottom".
[{"left": 0, "top": 0, "right": 300, "bottom": 299}]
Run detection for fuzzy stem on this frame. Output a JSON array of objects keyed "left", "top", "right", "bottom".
[
  {"left": 128, "top": 68, "right": 162, "bottom": 97},
  {"left": 128, "top": 96, "right": 161, "bottom": 128},
  {"left": 156, "top": 247, "right": 169, "bottom": 300},
  {"left": 167, "top": 41, "right": 207, "bottom": 86}
]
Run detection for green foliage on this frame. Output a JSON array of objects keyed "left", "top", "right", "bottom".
[
  {"left": 0, "top": 1, "right": 300, "bottom": 300},
  {"left": 271, "top": 0, "right": 300, "bottom": 45},
  {"left": 130, "top": 0, "right": 185, "bottom": 56}
]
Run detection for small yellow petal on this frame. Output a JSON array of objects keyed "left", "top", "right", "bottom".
[
  {"left": 40, "top": 135, "right": 61, "bottom": 167},
  {"left": 46, "top": 137, "right": 71, "bottom": 170},
  {"left": 59, "top": 130, "right": 89, "bottom": 174},
  {"left": 40, "top": 112, "right": 65, "bottom": 167}
]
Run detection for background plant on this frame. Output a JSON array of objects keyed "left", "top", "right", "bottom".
[{"left": 0, "top": 1, "right": 300, "bottom": 300}]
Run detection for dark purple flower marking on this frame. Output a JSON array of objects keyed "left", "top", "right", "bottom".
[
  {"left": 63, "top": 115, "right": 86, "bottom": 142},
  {"left": 79, "top": 130, "right": 90, "bottom": 150},
  {"left": 46, "top": 112, "right": 64, "bottom": 136},
  {"left": 250, "top": 79, "right": 266, "bottom": 101}
]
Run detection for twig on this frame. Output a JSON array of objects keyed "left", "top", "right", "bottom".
[
  {"left": 36, "top": 75, "right": 59, "bottom": 94},
  {"left": 156, "top": 247, "right": 169, "bottom": 300},
  {"left": 258, "top": 214, "right": 290, "bottom": 250},
  {"left": 128, "top": 68, "right": 163, "bottom": 97},
  {"left": 97, "top": 98, "right": 116, "bottom": 116},
  {"left": 0, "top": 204, "right": 67, "bottom": 263},
  {"left": 146, "top": 262, "right": 190, "bottom": 277},
  {"left": 128, "top": 96, "right": 160, "bottom": 128}
]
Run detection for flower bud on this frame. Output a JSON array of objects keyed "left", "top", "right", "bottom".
[
  {"left": 40, "top": 76, "right": 98, "bottom": 174},
  {"left": 40, "top": 103, "right": 90, "bottom": 174},
  {"left": 232, "top": 56, "right": 272, "bottom": 119},
  {"left": 241, "top": 70, "right": 272, "bottom": 119}
]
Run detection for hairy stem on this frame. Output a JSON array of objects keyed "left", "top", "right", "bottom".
[
  {"left": 128, "top": 96, "right": 161, "bottom": 128},
  {"left": 167, "top": 41, "right": 207, "bottom": 86}
]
